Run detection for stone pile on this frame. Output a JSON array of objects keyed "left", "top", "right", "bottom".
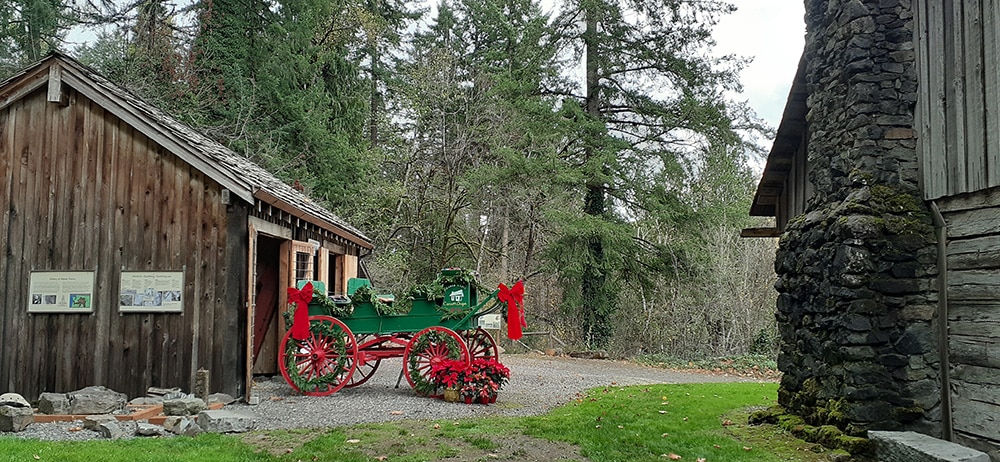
[{"left": 0, "top": 385, "right": 255, "bottom": 438}]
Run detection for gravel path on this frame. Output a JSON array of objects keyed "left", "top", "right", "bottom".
[{"left": 8, "top": 353, "right": 761, "bottom": 440}]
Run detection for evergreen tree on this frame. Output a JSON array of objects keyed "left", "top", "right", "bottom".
[
  {"left": 548, "top": 0, "right": 752, "bottom": 347},
  {"left": 0, "top": 0, "right": 74, "bottom": 76}
]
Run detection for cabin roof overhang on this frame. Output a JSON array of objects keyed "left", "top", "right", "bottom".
[
  {"left": 749, "top": 53, "right": 808, "bottom": 218},
  {"left": 0, "top": 52, "right": 373, "bottom": 249}
]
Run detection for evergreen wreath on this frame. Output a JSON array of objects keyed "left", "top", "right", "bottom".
[
  {"left": 283, "top": 320, "right": 352, "bottom": 393},
  {"left": 408, "top": 330, "right": 463, "bottom": 396}
]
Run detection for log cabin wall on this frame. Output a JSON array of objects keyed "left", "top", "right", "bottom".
[
  {"left": 0, "top": 84, "right": 247, "bottom": 400},
  {"left": 936, "top": 190, "right": 1000, "bottom": 455}
]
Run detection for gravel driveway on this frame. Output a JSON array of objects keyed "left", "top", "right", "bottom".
[{"left": 10, "top": 353, "right": 759, "bottom": 440}]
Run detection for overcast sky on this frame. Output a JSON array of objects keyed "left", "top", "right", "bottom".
[{"left": 713, "top": 0, "right": 806, "bottom": 130}]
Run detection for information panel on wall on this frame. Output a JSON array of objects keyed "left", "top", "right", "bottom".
[
  {"left": 119, "top": 271, "right": 184, "bottom": 313},
  {"left": 28, "top": 271, "right": 96, "bottom": 313}
]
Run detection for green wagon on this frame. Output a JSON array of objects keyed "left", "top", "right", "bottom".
[{"left": 279, "top": 268, "right": 515, "bottom": 396}]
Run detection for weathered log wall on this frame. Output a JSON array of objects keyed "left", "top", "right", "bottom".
[
  {"left": 0, "top": 85, "right": 246, "bottom": 399},
  {"left": 938, "top": 191, "right": 1000, "bottom": 454}
]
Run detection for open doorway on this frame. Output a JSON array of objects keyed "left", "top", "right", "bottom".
[{"left": 252, "top": 235, "right": 282, "bottom": 374}]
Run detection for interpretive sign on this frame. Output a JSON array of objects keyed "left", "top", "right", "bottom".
[
  {"left": 28, "top": 271, "right": 95, "bottom": 313},
  {"left": 119, "top": 271, "right": 184, "bottom": 313}
]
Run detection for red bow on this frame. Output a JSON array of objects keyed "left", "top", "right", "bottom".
[
  {"left": 287, "top": 282, "right": 313, "bottom": 341},
  {"left": 498, "top": 280, "right": 526, "bottom": 340}
]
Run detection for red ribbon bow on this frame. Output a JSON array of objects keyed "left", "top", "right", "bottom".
[
  {"left": 287, "top": 282, "right": 313, "bottom": 341},
  {"left": 498, "top": 280, "right": 526, "bottom": 340}
]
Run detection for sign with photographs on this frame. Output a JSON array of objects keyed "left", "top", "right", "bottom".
[
  {"left": 119, "top": 271, "right": 184, "bottom": 313},
  {"left": 28, "top": 271, "right": 96, "bottom": 313}
]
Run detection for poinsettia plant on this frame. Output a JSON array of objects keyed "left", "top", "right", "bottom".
[{"left": 429, "top": 357, "right": 511, "bottom": 401}]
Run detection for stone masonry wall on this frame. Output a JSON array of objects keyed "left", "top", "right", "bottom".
[{"left": 774, "top": 0, "right": 941, "bottom": 436}]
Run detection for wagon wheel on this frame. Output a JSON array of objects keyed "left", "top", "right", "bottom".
[
  {"left": 344, "top": 334, "right": 385, "bottom": 388},
  {"left": 462, "top": 327, "right": 499, "bottom": 360},
  {"left": 279, "top": 315, "right": 358, "bottom": 396},
  {"left": 403, "top": 326, "right": 470, "bottom": 396}
]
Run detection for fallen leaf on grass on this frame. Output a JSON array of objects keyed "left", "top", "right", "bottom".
[
  {"left": 665, "top": 453, "right": 682, "bottom": 460},
  {"left": 697, "top": 459, "right": 706, "bottom": 462},
  {"left": 33, "top": 455, "right": 40, "bottom": 460},
  {"left": 743, "top": 446, "right": 752, "bottom": 451},
  {"left": 661, "top": 433, "right": 669, "bottom": 438},
  {"left": 721, "top": 419, "right": 733, "bottom": 426},
  {"left": 682, "top": 417, "right": 688, "bottom": 421},
  {"left": 433, "top": 424, "right": 441, "bottom": 429},
  {"left": 346, "top": 439, "right": 361, "bottom": 444},
  {"left": 713, "top": 444, "right": 720, "bottom": 449},
  {"left": 595, "top": 425, "right": 602, "bottom": 428},
  {"left": 617, "top": 425, "right": 624, "bottom": 429},
  {"left": 658, "top": 410, "right": 667, "bottom": 414},
  {"left": 375, "top": 457, "right": 387, "bottom": 461}
]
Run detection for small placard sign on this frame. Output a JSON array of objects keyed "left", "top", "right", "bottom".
[{"left": 478, "top": 313, "right": 501, "bottom": 330}]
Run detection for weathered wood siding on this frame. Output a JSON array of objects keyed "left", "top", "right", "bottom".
[
  {"left": 0, "top": 85, "right": 247, "bottom": 399},
  {"left": 916, "top": 0, "right": 1000, "bottom": 199},
  {"left": 938, "top": 190, "right": 1000, "bottom": 451}
]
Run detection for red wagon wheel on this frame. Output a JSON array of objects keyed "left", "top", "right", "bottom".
[
  {"left": 462, "top": 327, "right": 499, "bottom": 360},
  {"left": 344, "top": 334, "right": 386, "bottom": 388},
  {"left": 279, "top": 315, "right": 358, "bottom": 396},
  {"left": 403, "top": 326, "right": 469, "bottom": 396}
]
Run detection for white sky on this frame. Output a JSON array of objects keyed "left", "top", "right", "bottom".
[{"left": 713, "top": 0, "right": 806, "bottom": 130}]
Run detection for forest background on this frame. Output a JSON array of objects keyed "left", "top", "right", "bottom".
[{"left": 0, "top": 0, "right": 780, "bottom": 359}]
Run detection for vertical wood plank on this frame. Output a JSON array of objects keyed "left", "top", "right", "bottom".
[
  {"left": 946, "top": 1, "right": 968, "bottom": 194},
  {"left": 189, "top": 171, "right": 205, "bottom": 388},
  {"left": 926, "top": 0, "right": 949, "bottom": 198},
  {"left": 964, "top": 0, "right": 986, "bottom": 191}
]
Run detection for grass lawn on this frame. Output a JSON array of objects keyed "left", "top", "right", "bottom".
[{"left": 0, "top": 382, "right": 844, "bottom": 462}]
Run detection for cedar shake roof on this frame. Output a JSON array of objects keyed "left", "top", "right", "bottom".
[{"left": 0, "top": 52, "right": 372, "bottom": 248}]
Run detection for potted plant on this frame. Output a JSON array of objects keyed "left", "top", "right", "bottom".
[{"left": 429, "top": 358, "right": 469, "bottom": 402}]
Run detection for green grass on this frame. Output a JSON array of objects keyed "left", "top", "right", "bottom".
[
  {"left": 518, "top": 382, "right": 787, "bottom": 461},
  {"left": 0, "top": 382, "right": 838, "bottom": 462}
]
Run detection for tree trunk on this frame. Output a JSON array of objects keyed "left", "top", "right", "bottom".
[{"left": 581, "top": 5, "right": 612, "bottom": 348}]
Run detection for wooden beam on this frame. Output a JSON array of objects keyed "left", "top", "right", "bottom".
[
  {"left": 46, "top": 65, "right": 67, "bottom": 105},
  {"left": 740, "top": 227, "right": 782, "bottom": 238}
]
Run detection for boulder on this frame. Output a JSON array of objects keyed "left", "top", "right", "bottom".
[
  {"left": 128, "top": 397, "right": 163, "bottom": 406},
  {"left": 97, "top": 421, "right": 123, "bottom": 439},
  {"left": 0, "top": 405, "right": 33, "bottom": 432},
  {"left": 83, "top": 414, "right": 117, "bottom": 431},
  {"left": 38, "top": 392, "right": 71, "bottom": 414},
  {"left": 135, "top": 423, "right": 164, "bottom": 437},
  {"left": 163, "top": 415, "right": 201, "bottom": 436},
  {"left": 163, "top": 396, "right": 206, "bottom": 416},
  {"left": 68, "top": 386, "right": 127, "bottom": 414},
  {"left": 206, "top": 393, "right": 236, "bottom": 406},
  {"left": 197, "top": 410, "right": 255, "bottom": 433}
]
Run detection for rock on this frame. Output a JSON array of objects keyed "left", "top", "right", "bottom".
[
  {"left": 163, "top": 396, "right": 206, "bottom": 416},
  {"left": 161, "top": 416, "right": 183, "bottom": 433},
  {"left": 163, "top": 416, "right": 202, "bottom": 436},
  {"left": 97, "top": 421, "right": 123, "bottom": 439},
  {"left": 38, "top": 392, "right": 71, "bottom": 414},
  {"left": 83, "top": 414, "right": 117, "bottom": 431},
  {"left": 0, "top": 405, "right": 33, "bottom": 432},
  {"left": 128, "top": 397, "right": 163, "bottom": 406},
  {"left": 68, "top": 386, "right": 127, "bottom": 414},
  {"left": 206, "top": 393, "right": 236, "bottom": 406},
  {"left": 161, "top": 391, "right": 186, "bottom": 401},
  {"left": 869, "top": 430, "right": 988, "bottom": 462},
  {"left": 197, "top": 410, "right": 255, "bottom": 433},
  {"left": 135, "top": 423, "right": 164, "bottom": 437},
  {"left": 0, "top": 393, "right": 30, "bottom": 408},
  {"left": 146, "top": 387, "right": 181, "bottom": 397}
]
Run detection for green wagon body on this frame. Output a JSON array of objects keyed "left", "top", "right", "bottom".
[{"left": 282, "top": 268, "right": 508, "bottom": 397}]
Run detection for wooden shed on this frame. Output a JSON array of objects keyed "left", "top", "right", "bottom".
[
  {"left": 0, "top": 53, "right": 373, "bottom": 401},
  {"left": 750, "top": 1, "right": 1000, "bottom": 456}
]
